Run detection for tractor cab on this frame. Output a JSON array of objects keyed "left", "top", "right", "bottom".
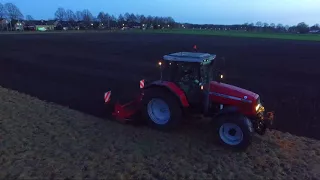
[{"left": 161, "top": 52, "right": 220, "bottom": 105}]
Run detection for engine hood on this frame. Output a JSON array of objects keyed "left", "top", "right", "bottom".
[{"left": 209, "top": 81, "right": 259, "bottom": 103}]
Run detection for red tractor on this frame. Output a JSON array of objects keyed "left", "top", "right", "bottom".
[{"left": 104, "top": 50, "right": 274, "bottom": 150}]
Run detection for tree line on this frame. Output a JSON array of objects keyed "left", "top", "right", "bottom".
[
  {"left": 54, "top": 7, "right": 176, "bottom": 28},
  {"left": 0, "top": 2, "right": 319, "bottom": 33},
  {"left": 189, "top": 22, "right": 319, "bottom": 34}
]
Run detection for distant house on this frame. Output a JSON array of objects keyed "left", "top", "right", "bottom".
[
  {"left": 6, "top": 19, "right": 25, "bottom": 31},
  {"left": 76, "top": 21, "right": 95, "bottom": 30},
  {"left": 24, "top": 21, "right": 36, "bottom": 31},
  {"left": 14, "top": 21, "right": 24, "bottom": 31},
  {"left": 121, "top": 27, "right": 129, "bottom": 30},
  {"left": 309, "top": 30, "right": 320, "bottom": 34},
  {"left": 132, "top": 26, "right": 141, "bottom": 29},
  {"left": 36, "top": 20, "right": 57, "bottom": 31},
  {"left": 24, "top": 20, "right": 58, "bottom": 31},
  {"left": 0, "top": 18, "right": 8, "bottom": 30},
  {"left": 55, "top": 21, "right": 79, "bottom": 30},
  {"left": 98, "top": 22, "right": 106, "bottom": 29}
]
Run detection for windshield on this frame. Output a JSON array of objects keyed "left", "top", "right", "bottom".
[{"left": 200, "top": 60, "right": 214, "bottom": 84}]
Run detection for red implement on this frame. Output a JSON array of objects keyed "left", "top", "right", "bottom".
[
  {"left": 112, "top": 94, "right": 143, "bottom": 122},
  {"left": 105, "top": 79, "right": 145, "bottom": 122}
]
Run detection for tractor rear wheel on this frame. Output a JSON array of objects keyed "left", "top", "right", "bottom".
[
  {"left": 142, "top": 88, "right": 182, "bottom": 131},
  {"left": 216, "top": 114, "right": 253, "bottom": 150}
]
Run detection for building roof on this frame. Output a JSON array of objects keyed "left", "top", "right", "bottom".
[
  {"left": 0, "top": 18, "right": 8, "bottom": 23},
  {"left": 56, "top": 21, "right": 79, "bottom": 27},
  {"left": 24, "top": 20, "right": 58, "bottom": 26},
  {"left": 163, "top": 52, "right": 216, "bottom": 62},
  {"left": 47, "top": 20, "right": 57, "bottom": 25},
  {"left": 25, "top": 20, "right": 45, "bottom": 26}
]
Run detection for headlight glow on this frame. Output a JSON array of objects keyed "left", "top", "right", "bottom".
[{"left": 255, "top": 104, "right": 261, "bottom": 111}]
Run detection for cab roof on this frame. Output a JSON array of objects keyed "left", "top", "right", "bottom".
[{"left": 163, "top": 52, "right": 216, "bottom": 63}]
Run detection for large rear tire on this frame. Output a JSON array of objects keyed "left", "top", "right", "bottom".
[
  {"left": 216, "top": 114, "right": 253, "bottom": 150},
  {"left": 141, "top": 88, "right": 182, "bottom": 131}
]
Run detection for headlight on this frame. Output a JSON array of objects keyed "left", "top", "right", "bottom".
[{"left": 255, "top": 104, "right": 261, "bottom": 111}]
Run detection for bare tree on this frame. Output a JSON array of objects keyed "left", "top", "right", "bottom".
[
  {"left": 0, "top": 3, "right": 7, "bottom": 31},
  {"left": 275, "top": 23, "right": 283, "bottom": 32},
  {"left": 129, "top": 13, "right": 137, "bottom": 23},
  {"left": 5, "top": 3, "right": 23, "bottom": 20},
  {"left": 296, "top": 22, "right": 309, "bottom": 33},
  {"left": 139, "top": 15, "right": 146, "bottom": 24},
  {"left": 97, "top": 12, "right": 106, "bottom": 22},
  {"left": 55, "top": 8, "right": 66, "bottom": 21},
  {"left": 124, "top": 12, "right": 130, "bottom": 22},
  {"left": 111, "top": 15, "right": 116, "bottom": 21},
  {"left": 284, "top": 25, "right": 290, "bottom": 32},
  {"left": 110, "top": 15, "right": 116, "bottom": 27},
  {"left": 26, "top": 15, "right": 34, "bottom": 21},
  {"left": 105, "top": 13, "right": 111, "bottom": 20},
  {"left": 246, "top": 23, "right": 255, "bottom": 31},
  {"left": 75, "top": 11, "right": 83, "bottom": 21},
  {"left": 255, "top": 21, "right": 262, "bottom": 31},
  {"left": 276, "top": 23, "right": 283, "bottom": 28},
  {"left": 288, "top": 25, "right": 297, "bottom": 33},
  {"left": 310, "top": 24, "right": 320, "bottom": 30},
  {"left": 82, "top": 9, "right": 93, "bottom": 23},
  {"left": 66, "top": 9, "right": 76, "bottom": 21},
  {"left": 0, "top": 3, "right": 6, "bottom": 18},
  {"left": 97, "top": 12, "right": 112, "bottom": 28},
  {"left": 118, "top": 14, "right": 125, "bottom": 26},
  {"left": 136, "top": 14, "right": 141, "bottom": 23},
  {"left": 270, "top": 23, "right": 276, "bottom": 28},
  {"left": 263, "top": 23, "right": 269, "bottom": 27},
  {"left": 104, "top": 13, "right": 111, "bottom": 28},
  {"left": 125, "top": 13, "right": 137, "bottom": 26},
  {"left": 167, "top": 16, "right": 175, "bottom": 28},
  {"left": 153, "top": 16, "right": 160, "bottom": 26},
  {"left": 255, "top": 21, "right": 262, "bottom": 27},
  {"left": 146, "top": 15, "right": 153, "bottom": 26}
]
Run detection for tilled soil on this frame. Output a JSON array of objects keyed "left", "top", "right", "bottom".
[{"left": 1, "top": 86, "right": 320, "bottom": 180}]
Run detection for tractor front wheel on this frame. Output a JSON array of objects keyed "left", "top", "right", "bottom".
[
  {"left": 142, "top": 88, "right": 182, "bottom": 131},
  {"left": 216, "top": 114, "right": 253, "bottom": 150}
]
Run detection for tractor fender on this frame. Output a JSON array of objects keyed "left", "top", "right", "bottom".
[
  {"left": 215, "top": 106, "right": 240, "bottom": 118},
  {"left": 211, "top": 106, "right": 241, "bottom": 127},
  {"left": 143, "top": 80, "right": 189, "bottom": 107}
]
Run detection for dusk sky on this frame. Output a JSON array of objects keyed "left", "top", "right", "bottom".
[{"left": 1, "top": 0, "right": 320, "bottom": 25}]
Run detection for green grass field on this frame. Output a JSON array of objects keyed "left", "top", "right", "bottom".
[
  {"left": 2, "top": 28, "right": 320, "bottom": 41},
  {"left": 130, "top": 29, "right": 320, "bottom": 41}
]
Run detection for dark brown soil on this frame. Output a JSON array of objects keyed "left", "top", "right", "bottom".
[{"left": 0, "top": 32, "right": 319, "bottom": 140}]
